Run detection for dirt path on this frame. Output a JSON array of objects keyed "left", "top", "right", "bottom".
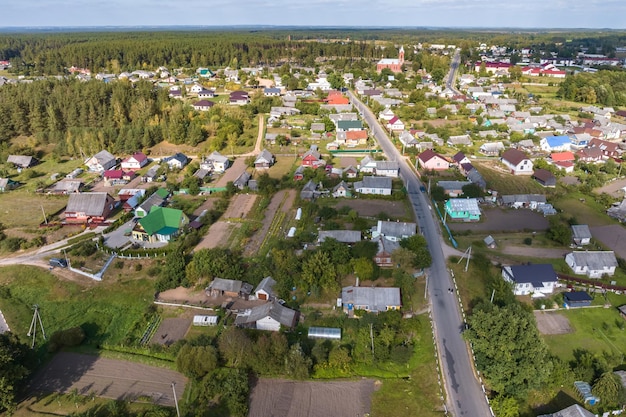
[
  {"left": 213, "top": 158, "right": 247, "bottom": 188},
  {"left": 241, "top": 114, "right": 265, "bottom": 157},
  {"left": 194, "top": 221, "right": 239, "bottom": 251}
]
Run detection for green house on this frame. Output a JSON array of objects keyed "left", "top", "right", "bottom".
[
  {"left": 444, "top": 198, "right": 481, "bottom": 222},
  {"left": 133, "top": 206, "right": 188, "bottom": 243}
]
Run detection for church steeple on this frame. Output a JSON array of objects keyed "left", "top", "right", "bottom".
[{"left": 399, "top": 46, "right": 405, "bottom": 64}]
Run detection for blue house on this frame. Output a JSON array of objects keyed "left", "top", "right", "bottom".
[
  {"left": 444, "top": 198, "right": 481, "bottom": 222},
  {"left": 540, "top": 135, "right": 571, "bottom": 152}
]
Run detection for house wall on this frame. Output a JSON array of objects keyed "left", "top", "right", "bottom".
[
  {"left": 256, "top": 316, "right": 281, "bottom": 332},
  {"left": 356, "top": 187, "right": 391, "bottom": 196},
  {"left": 421, "top": 158, "right": 449, "bottom": 171}
]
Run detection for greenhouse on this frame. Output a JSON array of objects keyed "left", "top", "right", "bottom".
[{"left": 307, "top": 327, "right": 341, "bottom": 340}]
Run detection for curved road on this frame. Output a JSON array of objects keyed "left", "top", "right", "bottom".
[{"left": 349, "top": 82, "right": 492, "bottom": 417}]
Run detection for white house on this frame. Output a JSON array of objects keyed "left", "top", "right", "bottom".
[
  {"left": 202, "top": 151, "right": 230, "bottom": 173},
  {"left": 565, "top": 251, "right": 618, "bottom": 278},
  {"left": 189, "top": 84, "right": 204, "bottom": 94},
  {"left": 234, "top": 300, "right": 298, "bottom": 331},
  {"left": 354, "top": 176, "right": 392, "bottom": 195},
  {"left": 254, "top": 276, "right": 276, "bottom": 301},
  {"left": 379, "top": 108, "right": 395, "bottom": 121},
  {"left": 386, "top": 116, "right": 405, "bottom": 131},
  {"left": 502, "top": 264, "right": 558, "bottom": 296},
  {"left": 120, "top": 152, "right": 149, "bottom": 171},
  {"left": 165, "top": 153, "right": 188, "bottom": 170},
  {"left": 501, "top": 149, "right": 533, "bottom": 175},
  {"left": 85, "top": 150, "right": 116, "bottom": 172},
  {"left": 571, "top": 225, "right": 592, "bottom": 246}
]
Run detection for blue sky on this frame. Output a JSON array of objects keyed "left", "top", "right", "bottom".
[{"left": 2, "top": 0, "right": 625, "bottom": 28}]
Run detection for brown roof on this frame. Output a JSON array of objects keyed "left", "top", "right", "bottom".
[
  {"left": 418, "top": 149, "right": 446, "bottom": 163},
  {"left": 589, "top": 138, "right": 619, "bottom": 152},
  {"left": 501, "top": 148, "right": 529, "bottom": 165},
  {"left": 533, "top": 168, "right": 556, "bottom": 183}
]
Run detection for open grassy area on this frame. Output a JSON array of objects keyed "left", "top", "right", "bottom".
[
  {"left": 552, "top": 191, "right": 616, "bottom": 227},
  {"left": 0, "top": 191, "right": 68, "bottom": 228},
  {"left": 0, "top": 265, "right": 154, "bottom": 349},
  {"left": 542, "top": 301, "right": 626, "bottom": 362},
  {"left": 370, "top": 315, "right": 445, "bottom": 417},
  {"left": 267, "top": 155, "right": 297, "bottom": 179},
  {"left": 474, "top": 161, "right": 548, "bottom": 195}
]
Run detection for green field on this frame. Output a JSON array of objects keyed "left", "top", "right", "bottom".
[
  {"left": 0, "top": 265, "right": 154, "bottom": 349},
  {"left": 267, "top": 155, "right": 297, "bottom": 179},
  {"left": 542, "top": 303, "right": 626, "bottom": 362},
  {"left": 552, "top": 192, "right": 616, "bottom": 227},
  {"left": 474, "top": 162, "right": 548, "bottom": 195}
]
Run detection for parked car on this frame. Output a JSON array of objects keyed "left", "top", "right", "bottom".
[{"left": 49, "top": 258, "right": 67, "bottom": 268}]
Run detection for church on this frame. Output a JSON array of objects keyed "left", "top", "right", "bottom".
[{"left": 376, "top": 46, "right": 405, "bottom": 73}]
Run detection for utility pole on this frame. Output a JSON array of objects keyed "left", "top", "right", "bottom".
[
  {"left": 27, "top": 305, "right": 46, "bottom": 349},
  {"left": 41, "top": 206, "right": 48, "bottom": 225},
  {"left": 171, "top": 382, "right": 181, "bottom": 417},
  {"left": 369, "top": 323, "right": 375, "bottom": 357}
]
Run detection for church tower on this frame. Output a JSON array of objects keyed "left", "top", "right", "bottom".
[{"left": 398, "top": 46, "right": 405, "bottom": 65}]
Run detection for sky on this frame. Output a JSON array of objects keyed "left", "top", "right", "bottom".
[{"left": 2, "top": 0, "right": 626, "bottom": 29}]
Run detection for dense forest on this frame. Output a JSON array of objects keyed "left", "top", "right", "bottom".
[
  {"left": 0, "top": 79, "right": 265, "bottom": 156},
  {"left": 557, "top": 70, "right": 626, "bottom": 106}
]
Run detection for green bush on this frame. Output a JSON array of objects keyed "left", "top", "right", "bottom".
[
  {"left": 523, "top": 237, "right": 533, "bottom": 245},
  {"left": 48, "top": 326, "right": 86, "bottom": 352}
]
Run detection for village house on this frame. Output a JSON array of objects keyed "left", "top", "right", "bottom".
[
  {"left": 134, "top": 189, "right": 169, "bottom": 218},
  {"left": 437, "top": 181, "right": 472, "bottom": 197},
  {"left": 354, "top": 176, "right": 392, "bottom": 196},
  {"left": 418, "top": 149, "right": 449, "bottom": 171},
  {"left": 103, "top": 169, "right": 135, "bottom": 186},
  {"left": 478, "top": 141, "right": 504, "bottom": 156},
  {"left": 202, "top": 151, "right": 230, "bottom": 173},
  {"left": 120, "top": 152, "right": 149, "bottom": 171},
  {"left": 254, "top": 149, "right": 275, "bottom": 169},
  {"left": 565, "top": 251, "right": 618, "bottom": 278},
  {"left": 254, "top": 277, "right": 277, "bottom": 301},
  {"left": 501, "top": 149, "right": 533, "bottom": 175},
  {"left": 7, "top": 155, "right": 38, "bottom": 169},
  {"left": 444, "top": 198, "right": 481, "bottom": 221},
  {"left": 300, "top": 180, "right": 321, "bottom": 201},
  {"left": 341, "top": 286, "right": 401, "bottom": 313},
  {"left": 64, "top": 192, "right": 115, "bottom": 224},
  {"left": 165, "top": 153, "right": 188, "bottom": 170},
  {"left": 502, "top": 264, "right": 558, "bottom": 296},
  {"left": 197, "top": 89, "right": 215, "bottom": 99},
  {"left": 192, "top": 100, "right": 215, "bottom": 111},
  {"left": 447, "top": 135, "right": 472, "bottom": 147},
  {"left": 332, "top": 181, "right": 352, "bottom": 198},
  {"left": 399, "top": 131, "right": 419, "bottom": 148},
  {"left": 588, "top": 138, "right": 621, "bottom": 159},
  {"left": 301, "top": 147, "right": 325, "bottom": 168},
  {"left": 452, "top": 151, "right": 471, "bottom": 167},
  {"left": 571, "top": 224, "right": 592, "bottom": 246},
  {"left": 318, "top": 230, "right": 361, "bottom": 244},
  {"left": 207, "top": 278, "right": 253, "bottom": 299},
  {"left": 386, "top": 116, "right": 405, "bottom": 132},
  {"left": 234, "top": 300, "right": 299, "bottom": 331},
  {"left": 85, "top": 150, "right": 116, "bottom": 172},
  {"left": 500, "top": 194, "right": 547, "bottom": 210},
  {"left": 0, "top": 178, "right": 19, "bottom": 192},
  {"left": 540, "top": 136, "right": 571, "bottom": 152},
  {"left": 229, "top": 90, "right": 249, "bottom": 105},
  {"left": 343, "top": 165, "right": 358, "bottom": 178},
  {"left": 132, "top": 206, "right": 188, "bottom": 243},
  {"left": 233, "top": 171, "right": 251, "bottom": 190},
  {"left": 532, "top": 169, "right": 557, "bottom": 188},
  {"left": 263, "top": 87, "right": 281, "bottom": 97}
]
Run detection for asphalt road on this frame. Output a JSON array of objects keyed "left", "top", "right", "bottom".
[{"left": 349, "top": 90, "right": 492, "bottom": 417}]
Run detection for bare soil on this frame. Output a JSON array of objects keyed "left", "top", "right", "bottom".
[
  {"left": 595, "top": 178, "right": 626, "bottom": 198},
  {"left": 150, "top": 317, "right": 191, "bottom": 346},
  {"left": 448, "top": 207, "right": 549, "bottom": 232},
  {"left": 500, "top": 246, "right": 569, "bottom": 259},
  {"left": 590, "top": 224, "right": 626, "bottom": 259},
  {"left": 214, "top": 158, "right": 247, "bottom": 188},
  {"left": 223, "top": 193, "right": 258, "bottom": 219},
  {"left": 337, "top": 156, "right": 358, "bottom": 168},
  {"left": 335, "top": 199, "right": 408, "bottom": 219},
  {"left": 194, "top": 221, "right": 240, "bottom": 250},
  {"left": 534, "top": 311, "right": 573, "bottom": 335},
  {"left": 29, "top": 352, "right": 187, "bottom": 407},
  {"left": 248, "top": 378, "right": 376, "bottom": 417}
]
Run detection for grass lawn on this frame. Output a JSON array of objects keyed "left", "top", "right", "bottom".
[
  {"left": 474, "top": 161, "right": 548, "bottom": 195},
  {"left": 267, "top": 155, "right": 297, "bottom": 179},
  {"left": 0, "top": 190, "right": 68, "bottom": 228},
  {"left": 370, "top": 315, "right": 445, "bottom": 417},
  {"left": 449, "top": 259, "right": 492, "bottom": 312},
  {"left": 552, "top": 191, "right": 616, "bottom": 227},
  {"left": 542, "top": 303, "right": 626, "bottom": 362},
  {"left": 0, "top": 265, "right": 154, "bottom": 349}
]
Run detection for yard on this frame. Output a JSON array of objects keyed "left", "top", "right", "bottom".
[
  {"left": 448, "top": 207, "right": 549, "bottom": 234},
  {"left": 542, "top": 304, "right": 626, "bottom": 362},
  {"left": 266, "top": 155, "right": 297, "bottom": 179},
  {"left": 552, "top": 192, "right": 616, "bottom": 227},
  {"left": 335, "top": 198, "right": 412, "bottom": 220},
  {"left": 473, "top": 161, "right": 550, "bottom": 195}
]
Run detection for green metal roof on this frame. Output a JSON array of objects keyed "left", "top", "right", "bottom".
[
  {"left": 138, "top": 206, "right": 185, "bottom": 236},
  {"left": 155, "top": 188, "right": 169, "bottom": 198}
]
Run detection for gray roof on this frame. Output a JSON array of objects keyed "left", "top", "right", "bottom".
[
  {"left": 233, "top": 171, "right": 251, "bottom": 189},
  {"left": 355, "top": 176, "right": 392, "bottom": 190},
  {"left": 255, "top": 149, "right": 274, "bottom": 164},
  {"left": 341, "top": 286, "right": 401, "bottom": 312},
  {"left": 568, "top": 251, "right": 618, "bottom": 270},
  {"left": 375, "top": 161, "right": 400, "bottom": 171},
  {"left": 92, "top": 150, "right": 116, "bottom": 165},
  {"left": 571, "top": 225, "right": 592, "bottom": 240},
  {"left": 254, "top": 276, "right": 277, "bottom": 297},
  {"left": 467, "top": 169, "right": 487, "bottom": 189},
  {"left": 137, "top": 192, "right": 165, "bottom": 214},
  {"left": 234, "top": 300, "right": 298, "bottom": 328},
  {"left": 377, "top": 220, "right": 416, "bottom": 238},
  {"left": 503, "top": 264, "right": 557, "bottom": 284},
  {"left": 66, "top": 192, "right": 113, "bottom": 216},
  {"left": 51, "top": 179, "right": 83, "bottom": 193},
  {"left": 207, "top": 151, "right": 228, "bottom": 164},
  {"left": 537, "top": 404, "right": 595, "bottom": 417},
  {"left": 208, "top": 278, "right": 252, "bottom": 295},
  {"left": 501, "top": 194, "right": 547, "bottom": 204},
  {"left": 144, "top": 165, "right": 159, "bottom": 177},
  {"left": 194, "top": 168, "right": 210, "bottom": 179},
  {"left": 7, "top": 155, "right": 37, "bottom": 167},
  {"left": 318, "top": 230, "right": 362, "bottom": 244},
  {"left": 447, "top": 198, "right": 481, "bottom": 215},
  {"left": 438, "top": 180, "right": 471, "bottom": 191}
]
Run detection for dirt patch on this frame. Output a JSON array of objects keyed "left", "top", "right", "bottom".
[
  {"left": 500, "top": 246, "right": 569, "bottom": 259},
  {"left": 448, "top": 207, "right": 549, "bottom": 232},
  {"left": 249, "top": 378, "right": 376, "bottom": 417},
  {"left": 534, "top": 311, "right": 573, "bottom": 335},
  {"left": 223, "top": 193, "right": 258, "bottom": 219},
  {"left": 29, "top": 352, "right": 187, "bottom": 406},
  {"left": 150, "top": 317, "right": 191, "bottom": 346},
  {"left": 158, "top": 287, "right": 210, "bottom": 304},
  {"left": 195, "top": 221, "right": 240, "bottom": 251},
  {"left": 590, "top": 224, "right": 626, "bottom": 259},
  {"left": 214, "top": 158, "right": 248, "bottom": 188},
  {"left": 336, "top": 199, "right": 408, "bottom": 219},
  {"left": 337, "top": 156, "right": 358, "bottom": 168},
  {"left": 596, "top": 178, "right": 626, "bottom": 198},
  {"left": 192, "top": 197, "right": 217, "bottom": 219}
]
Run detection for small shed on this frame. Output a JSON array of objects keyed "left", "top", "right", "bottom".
[
  {"left": 193, "top": 315, "right": 218, "bottom": 326},
  {"left": 563, "top": 291, "right": 592, "bottom": 308},
  {"left": 308, "top": 327, "right": 341, "bottom": 340},
  {"left": 618, "top": 305, "right": 626, "bottom": 320},
  {"left": 571, "top": 225, "right": 592, "bottom": 246},
  {"left": 483, "top": 235, "right": 496, "bottom": 249}
]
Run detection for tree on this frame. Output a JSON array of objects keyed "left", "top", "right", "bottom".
[
  {"left": 592, "top": 372, "right": 626, "bottom": 408},
  {"left": 399, "top": 235, "right": 432, "bottom": 269},
  {"left": 301, "top": 250, "right": 338, "bottom": 292},
  {"left": 462, "top": 183, "right": 483, "bottom": 198},
  {"left": 217, "top": 327, "right": 253, "bottom": 369},
  {"left": 490, "top": 395, "right": 519, "bottom": 417},
  {"left": 351, "top": 257, "right": 375, "bottom": 281},
  {"left": 546, "top": 216, "right": 572, "bottom": 246},
  {"left": 176, "top": 344, "right": 218, "bottom": 380},
  {"left": 0, "top": 333, "right": 31, "bottom": 414},
  {"left": 464, "top": 303, "right": 553, "bottom": 398},
  {"left": 156, "top": 247, "right": 187, "bottom": 291},
  {"left": 284, "top": 343, "right": 312, "bottom": 379}
]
